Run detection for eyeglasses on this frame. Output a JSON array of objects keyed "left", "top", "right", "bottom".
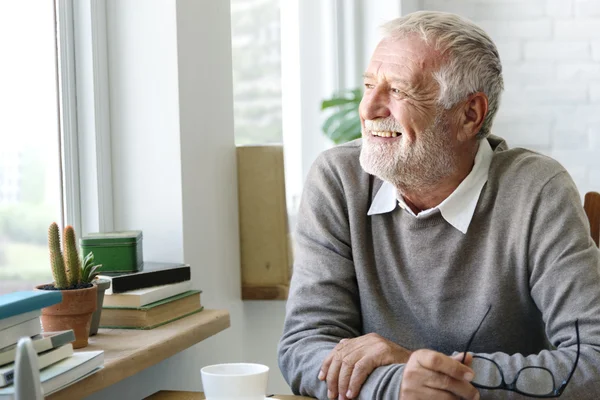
[{"left": 461, "top": 305, "right": 580, "bottom": 398}]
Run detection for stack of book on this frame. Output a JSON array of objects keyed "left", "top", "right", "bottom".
[
  {"left": 99, "top": 262, "right": 203, "bottom": 330},
  {"left": 0, "top": 291, "right": 104, "bottom": 398}
]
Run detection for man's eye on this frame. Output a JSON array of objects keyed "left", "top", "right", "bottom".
[
  {"left": 364, "top": 83, "right": 375, "bottom": 89},
  {"left": 391, "top": 88, "right": 402, "bottom": 94}
]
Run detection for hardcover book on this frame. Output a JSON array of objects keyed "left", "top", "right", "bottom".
[
  {"left": 99, "top": 262, "right": 191, "bottom": 294},
  {"left": 0, "top": 351, "right": 104, "bottom": 399},
  {"left": 0, "top": 330, "right": 75, "bottom": 367},
  {"left": 103, "top": 280, "right": 193, "bottom": 308},
  {"left": 0, "top": 310, "right": 41, "bottom": 332},
  {"left": 100, "top": 290, "right": 202, "bottom": 329},
  {"left": 0, "top": 291, "right": 62, "bottom": 321},
  {"left": 0, "top": 344, "right": 74, "bottom": 387},
  {"left": 0, "top": 318, "right": 42, "bottom": 350}
]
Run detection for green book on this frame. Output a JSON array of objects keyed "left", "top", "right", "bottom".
[{"left": 99, "top": 290, "right": 203, "bottom": 329}]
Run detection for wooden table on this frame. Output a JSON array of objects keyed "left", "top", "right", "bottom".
[
  {"left": 47, "top": 309, "right": 230, "bottom": 400},
  {"left": 146, "top": 391, "right": 315, "bottom": 400}
]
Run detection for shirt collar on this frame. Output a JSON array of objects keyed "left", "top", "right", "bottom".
[{"left": 367, "top": 138, "right": 494, "bottom": 234}]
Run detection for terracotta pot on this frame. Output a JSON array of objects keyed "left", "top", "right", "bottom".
[{"left": 35, "top": 283, "right": 98, "bottom": 349}]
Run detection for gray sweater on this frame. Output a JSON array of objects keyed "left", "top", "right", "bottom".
[{"left": 278, "top": 136, "right": 600, "bottom": 399}]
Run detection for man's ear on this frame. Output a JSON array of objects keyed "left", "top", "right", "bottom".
[{"left": 457, "top": 92, "right": 488, "bottom": 142}]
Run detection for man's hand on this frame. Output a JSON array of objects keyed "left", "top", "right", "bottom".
[
  {"left": 399, "top": 350, "right": 479, "bottom": 400},
  {"left": 318, "top": 333, "right": 412, "bottom": 399}
]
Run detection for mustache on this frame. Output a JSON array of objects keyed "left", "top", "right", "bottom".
[{"left": 364, "top": 118, "right": 402, "bottom": 133}]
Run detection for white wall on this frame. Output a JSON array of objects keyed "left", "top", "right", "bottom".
[
  {"left": 414, "top": 0, "right": 600, "bottom": 196},
  {"left": 84, "top": 1, "right": 289, "bottom": 399},
  {"left": 106, "top": 0, "right": 184, "bottom": 262}
]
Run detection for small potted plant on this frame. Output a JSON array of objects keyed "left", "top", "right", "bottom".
[{"left": 36, "top": 223, "right": 103, "bottom": 348}]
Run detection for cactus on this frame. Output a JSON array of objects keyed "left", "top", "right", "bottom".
[
  {"left": 48, "top": 223, "right": 102, "bottom": 289},
  {"left": 48, "top": 222, "right": 68, "bottom": 289},
  {"left": 63, "top": 226, "right": 81, "bottom": 286}
]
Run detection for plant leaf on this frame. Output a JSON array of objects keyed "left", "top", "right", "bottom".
[
  {"left": 80, "top": 252, "right": 101, "bottom": 283},
  {"left": 321, "top": 88, "right": 363, "bottom": 144},
  {"left": 328, "top": 111, "right": 361, "bottom": 144},
  {"left": 321, "top": 97, "right": 357, "bottom": 110},
  {"left": 322, "top": 105, "right": 357, "bottom": 136},
  {"left": 87, "top": 265, "right": 102, "bottom": 281}
]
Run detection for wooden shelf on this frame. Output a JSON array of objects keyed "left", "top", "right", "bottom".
[{"left": 47, "top": 309, "right": 230, "bottom": 400}]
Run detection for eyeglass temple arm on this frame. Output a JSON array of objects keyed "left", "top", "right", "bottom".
[
  {"left": 556, "top": 319, "right": 580, "bottom": 395},
  {"left": 461, "top": 304, "right": 492, "bottom": 364}
]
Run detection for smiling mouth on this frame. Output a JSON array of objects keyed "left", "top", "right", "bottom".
[{"left": 371, "top": 130, "right": 401, "bottom": 138}]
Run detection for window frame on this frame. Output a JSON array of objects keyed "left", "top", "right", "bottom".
[
  {"left": 55, "top": 0, "right": 81, "bottom": 232},
  {"left": 58, "top": 0, "right": 114, "bottom": 236}
]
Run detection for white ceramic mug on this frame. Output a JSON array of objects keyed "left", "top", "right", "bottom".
[{"left": 201, "top": 363, "right": 269, "bottom": 400}]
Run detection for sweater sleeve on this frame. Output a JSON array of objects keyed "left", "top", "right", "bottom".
[
  {"left": 470, "top": 171, "right": 600, "bottom": 400},
  {"left": 277, "top": 154, "right": 405, "bottom": 400}
]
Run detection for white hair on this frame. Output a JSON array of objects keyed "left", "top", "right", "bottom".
[{"left": 381, "top": 11, "right": 504, "bottom": 139}]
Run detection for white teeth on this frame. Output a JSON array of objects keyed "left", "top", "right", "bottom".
[{"left": 371, "top": 131, "right": 400, "bottom": 138}]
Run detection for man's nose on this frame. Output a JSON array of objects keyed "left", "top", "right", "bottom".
[{"left": 360, "top": 87, "right": 391, "bottom": 121}]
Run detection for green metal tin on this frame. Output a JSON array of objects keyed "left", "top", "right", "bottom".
[{"left": 80, "top": 231, "right": 143, "bottom": 274}]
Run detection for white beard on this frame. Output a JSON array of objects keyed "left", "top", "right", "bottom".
[{"left": 359, "top": 113, "right": 458, "bottom": 193}]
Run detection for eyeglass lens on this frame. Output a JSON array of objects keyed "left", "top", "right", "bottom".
[{"left": 471, "top": 357, "right": 557, "bottom": 396}]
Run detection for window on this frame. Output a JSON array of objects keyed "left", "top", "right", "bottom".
[
  {"left": 0, "top": 2, "right": 63, "bottom": 294},
  {"left": 230, "top": 0, "right": 283, "bottom": 145}
]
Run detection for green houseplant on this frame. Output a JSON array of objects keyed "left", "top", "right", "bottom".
[
  {"left": 36, "top": 223, "right": 103, "bottom": 348},
  {"left": 321, "top": 88, "right": 363, "bottom": 144}
]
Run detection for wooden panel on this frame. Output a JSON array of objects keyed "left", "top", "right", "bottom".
[
  {"left": 47, "top": 310, "right": 230, "bottom": 400},
  {"left": 237, "top": 145, "right": 292, "bottom": 298},
  {"left": 242, "top": 284, "right": 289, "bottom": 300},
  {"left": 584, "top": 191, "right": 600, "bottom": 247},
  {"left": 145, "top": 391, "right": 315, "bottom": 400}
]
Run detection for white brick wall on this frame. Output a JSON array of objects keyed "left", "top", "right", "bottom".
[
  {"left": 593, "top": 41, "right": 600, "bottom": 60},
  {"left": 417, "top": 0, "right": 600, "bottom": 196},
  {"left": 546, "top": 0, "right": 573, "bottom": 17},
  {"left": 524, "top": 41, "right": 590, "bottom": 61},
  {"left": 592, "top": 84, "right": 600, "bottom": 102},
  {"left": 575, "top": 0, "right": 600, "bottom": 16}
]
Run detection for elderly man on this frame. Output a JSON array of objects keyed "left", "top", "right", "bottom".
[{"left": 278, "top": 11, "right": 600, "bottom": 400}]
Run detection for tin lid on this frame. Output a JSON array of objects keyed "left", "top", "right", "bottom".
[{"left": 81, "top": 230, "right": 143, "bottom": 246}]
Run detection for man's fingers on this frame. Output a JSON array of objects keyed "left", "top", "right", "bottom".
[
  {"left": 415, "top": 350, "right": 475, "bottom": 382},
  {"left": 421, "top": 368, "right": 480, "bottom": 400},
  {"left": 320, "top": 351, "right": 334, "bottom": 381},
  {"left": 320, "top": 340, "right": 349, "bottom": 380},
  {"left": 452, "top": 352, "right": 474, "bottom": 367},
  {"left": 337, "top": 360, "right": 354, "bottom": 400},
  {"left": 320, "top": 335, "right": 408, "bottom": 398},
  {"left": 346, "top": 360, "right": 373, "bottom": 399},
  {"left": 326, "top": 358, "right": 342, "bottom": 399}
]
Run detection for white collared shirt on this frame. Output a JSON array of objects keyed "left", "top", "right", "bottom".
[{"left": 367, "top": 139, "right": 494, "bottom": 234}]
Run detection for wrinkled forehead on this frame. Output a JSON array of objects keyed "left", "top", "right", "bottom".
[{"left": 365, "top": 36, "right": 441, "bottom": 87}]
